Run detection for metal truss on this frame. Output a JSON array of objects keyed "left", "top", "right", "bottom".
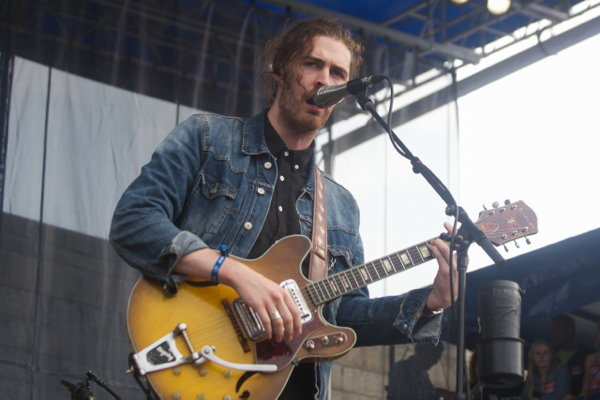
[{"left": 0, "top": 0, "right": 590, "bottom": 119}]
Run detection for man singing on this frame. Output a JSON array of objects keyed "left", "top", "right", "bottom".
[{"left": 110, "top": 17, "right": 458, "bottom": 399}]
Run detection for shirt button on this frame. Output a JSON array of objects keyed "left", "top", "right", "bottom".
[
  {"left": 244, "top": 222, "right": 253, "bottom": 230},
  {"left": 264, "top": 162, "right": 272, "bottom": 169},
  {"left": 257, "top": 188, "right": 265, "bottom": 195},
  {"left": 294, "top": 165, "right": 299, "bottom": 170},
  {"left": 284, "top": 151, "right": 289, "bottom": 157},
  {"left": 278, "top": 206, "right": 283, "bottom": 212},
  {"left": 403, "top": 324, "right": 408, "bottom": 330},
  {"left": 280, "top": 176, "right": 285, "bottom": 181}
]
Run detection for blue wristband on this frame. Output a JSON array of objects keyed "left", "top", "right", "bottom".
[{"left": 211, "top": 245, "right": 229, "bottom": 284}]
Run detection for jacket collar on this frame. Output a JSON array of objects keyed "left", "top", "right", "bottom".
[
  {"left": 241, "top": 110, "right": 270, "bottom": 156},
  {"left": 242, "top": 109, "right": 317, "bottom": 199}
]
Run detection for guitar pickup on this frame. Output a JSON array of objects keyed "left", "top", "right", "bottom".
[{"left": 280, "top": 279, "right": 312, "bottom": 324}]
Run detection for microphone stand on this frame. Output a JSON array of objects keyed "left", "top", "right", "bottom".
[{"left": 355, "top": 92, "right": 505, "bottom": 400}]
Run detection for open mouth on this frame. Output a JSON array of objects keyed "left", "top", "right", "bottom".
[{"left": 306, "top": 97, "right": 322, "bottom": 109}]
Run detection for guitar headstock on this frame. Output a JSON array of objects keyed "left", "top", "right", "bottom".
[{"left": 475, "top": 200, "right": 538, "bottom": 248}]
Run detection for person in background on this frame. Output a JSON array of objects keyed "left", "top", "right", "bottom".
[
  {"left": 550, "top": 315, "right": 594, "bottom": 397},
  {"left": 520, "top": 339, "right": 569, "bottom": 400},
  {"left": 387, "top": 343, "right": 454, "bottom": 400},
  {"left": 565, "top": 320, "right": 600, "bottom": 399}
]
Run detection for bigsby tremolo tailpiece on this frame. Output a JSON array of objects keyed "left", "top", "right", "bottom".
[{"left": 128, "top": 323, "right": 277, "bottom": 376}]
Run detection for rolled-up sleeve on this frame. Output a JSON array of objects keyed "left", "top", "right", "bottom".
[{"left": 109, "top": 115, "right": 208, "bottom": 280}]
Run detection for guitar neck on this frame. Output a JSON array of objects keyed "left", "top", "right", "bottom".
[{"left": 306, "top": 238, "right": 437, "bottom": 305}]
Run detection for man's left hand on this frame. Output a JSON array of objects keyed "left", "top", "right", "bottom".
[{"left": 426, "top": 222, "right": 461, "bottom": 311}]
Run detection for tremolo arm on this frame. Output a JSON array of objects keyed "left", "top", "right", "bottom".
[{"left": 129, "top": 323, "right": 276, "bottom": 376}]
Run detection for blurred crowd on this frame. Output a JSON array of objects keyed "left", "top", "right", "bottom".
[{"left": 386, "top": 315, "right": 600, "bottom": 400}]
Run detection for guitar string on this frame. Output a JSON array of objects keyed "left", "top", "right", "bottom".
[{"left": 300, "top": 242, "right": 438, "bottom": 304}]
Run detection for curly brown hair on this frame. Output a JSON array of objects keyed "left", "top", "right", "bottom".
[{"left": 258, "top": 17, "right": 364, "bottom": 105}]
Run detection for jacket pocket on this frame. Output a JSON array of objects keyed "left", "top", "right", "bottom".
[
  {"left": 180, "top": 171, "right": 238, "bottom": 235},
  {"left": 201, "top": 172, "right": 237, "bottom": 200}
]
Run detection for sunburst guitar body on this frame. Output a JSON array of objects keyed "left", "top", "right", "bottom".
[{"left": 128, "top": 235, "right": 356, "bottom": 400}]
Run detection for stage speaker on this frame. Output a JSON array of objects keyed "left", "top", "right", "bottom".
[{"left": 477, "top": 280, "right": 525, "bottom": 388}]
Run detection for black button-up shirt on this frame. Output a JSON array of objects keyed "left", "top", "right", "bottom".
[
  {"left": 247, "top": 113, "right": 314, "bottom": 259},
  {"left": 247, "top": 113, "right": 318, "bottom": 399}
]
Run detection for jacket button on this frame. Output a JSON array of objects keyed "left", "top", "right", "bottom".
[
  {"left": 210, "top": 187, "right": 218, "bottom": 194},
  {"left": 244, "top": 222, "right": 253, "bottom": 230},
  {"left": 257, "top": 188, "right": 265, "bottom": 195},
  {"left": 264, "top": 162, "right": 272, "bottom": 169}
]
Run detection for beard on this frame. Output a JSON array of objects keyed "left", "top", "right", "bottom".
[{"left": 275, "top": 81, "right": 333, "bottom": 138}]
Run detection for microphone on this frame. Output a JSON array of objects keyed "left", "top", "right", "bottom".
[{"left": 312, "top": 74, "right": 385, "bottom": 108}]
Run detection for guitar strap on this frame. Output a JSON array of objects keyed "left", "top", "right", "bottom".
[{"left": 308, "top": 165, "right": 328, "bottom": 281}]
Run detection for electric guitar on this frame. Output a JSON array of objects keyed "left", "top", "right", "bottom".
[{"left": 127, "top": 200, "right": 537, "bottom": 399}]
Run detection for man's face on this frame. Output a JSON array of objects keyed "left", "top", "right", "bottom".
[{"left": 273, "top": 35, "right": 351, "bottom": 135}]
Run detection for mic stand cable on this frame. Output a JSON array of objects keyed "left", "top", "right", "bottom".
[{"left": 356, "top": 86, "right": 505, "bottom": 400}]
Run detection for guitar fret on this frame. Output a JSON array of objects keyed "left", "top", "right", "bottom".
[
  {"left": 320, "top": 280, "right": 332, "bottom": 300},
  {"left": 340, "top": 273, "right": 352, "bottom": 291},
  {"left": 399, "top": 251, "right": 412, "bottom": 267},
  {"left": 409, "top": 246, "right": 424, "bottom": 264},
  {"left": 412, "top": 246, "right": 424, "bottom": 263},
  {"left": 350, "top": 269, "right": 361, "bottom": 288},
  {"left": 316, "top": 281, "right": 327, "bottom": 301},
  {"left": 308, "top": 284, "right": 319, "bottom": 303},
  {"left": 328, "top": 278, "right": 340, "bottom": 294},
  {"left": 376, "top": 259, "right": 388, "bottom": 277},
  {"left": 371, "top": 262, "right": 382, "bottom": 280},
  {"left": 358, "top": 266, "right": 370, "bottom": 283},
  {"left": 382, "top": 257, "right": 394, "bottom": 274},
  {"left": 392, "top": 253, "right": 405, "bottom": 270},
  {"left": 418, "top": 243, "right": 432, "bottom": 260}
]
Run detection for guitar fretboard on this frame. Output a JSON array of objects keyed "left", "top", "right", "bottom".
[{"left": 306, "top": 240, "right": 435, "bottom": 305}]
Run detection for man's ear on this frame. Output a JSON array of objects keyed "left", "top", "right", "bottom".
[{"left": 272, "top": 62, "right": 282, "bottom": 82}]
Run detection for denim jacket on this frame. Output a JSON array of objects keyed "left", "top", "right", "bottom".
[{"left": 110, "top": 110, "right": 443, "bottom": 400}]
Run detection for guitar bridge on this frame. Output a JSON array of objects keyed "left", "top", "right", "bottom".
[{"left": 233, "top": 298, "right": 266, "bottom": 341}]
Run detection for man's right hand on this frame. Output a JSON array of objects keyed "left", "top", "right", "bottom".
[{"left": 173, "top": 248, "right": 302, "bottom": 343}]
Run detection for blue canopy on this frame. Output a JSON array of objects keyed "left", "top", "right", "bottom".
[{"left": 443, "top": 227, "right": 600, "bottom": 349}]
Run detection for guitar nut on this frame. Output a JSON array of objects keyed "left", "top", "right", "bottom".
[
  {"left": 172, "top": 367, "right": 182, "bottom": 376},
  {"left": 198, "top": 368, "right": 207, "bottom": 377},
  {"left": 336, "top": 336, "right": 345, "bottom": 344},
  {"left": 321, "top": 336, "right": 329, "bottom": 345},
  {"left": 224, "top": 370, "right": 232, "bottom": 378}
]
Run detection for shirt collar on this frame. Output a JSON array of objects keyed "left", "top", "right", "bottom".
[{"left": 263, "top": 112, "right": 315, "bottom": 166}]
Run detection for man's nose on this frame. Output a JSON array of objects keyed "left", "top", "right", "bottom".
[{"left": 316, "top": 68, "right": 331, "bottom": 87}]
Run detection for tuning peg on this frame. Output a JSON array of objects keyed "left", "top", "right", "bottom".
[
  {"left": 514, "top": 240, "right": 520, "bottom": 248},
  {"left": 492, "top": 201, "right": 500, "bottom": 208},
  {"left": 526, "top": 237, "right": 531, "bottom": 245},
  {"left": 482, "top": 204, "right": 488, "bottom": 210},
  {"left": 503, "top": 244, "right": 509, "bottom": 252},
  {"left": 504, "top": 199, "right": 511, "bottom": 205}
]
